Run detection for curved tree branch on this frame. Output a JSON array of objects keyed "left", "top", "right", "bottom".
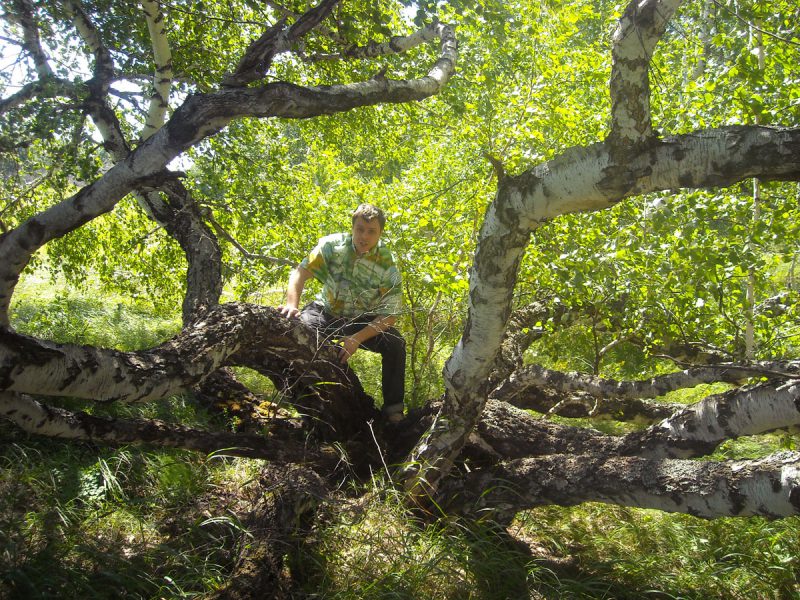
[
  {"left": 492, "top": 361, "right": 799, "bottom": 404},
  {"left": 402, "top": 124, "right": 800, "bottom": 500},
  {"left": 0, "top": 21, "right": 457, "bottom": 325},
  {"left": 0, "top": 303, "right": 377, "bottom": 439},
  {"left": 223, "top": 0, "right": 341, "bottom": 86}
]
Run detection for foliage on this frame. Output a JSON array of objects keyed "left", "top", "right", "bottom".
[
  {"left": 520, "top": 504, "right": 800, "bottom": 599},
  {"left": 2, "top": 0, "right": 800, "bottom": 596},
  {"left": 0, "top": 430, "right": 252, "bottom": 598},
  {"left": 3, "top": 0, "right": 799, "bottom": 375}
]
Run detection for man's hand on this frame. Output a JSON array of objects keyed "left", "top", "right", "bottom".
[
  {"left": 338, "top": 336, "right": 361, "bottom": 363},
  {"left": 278, "top": 305, "right": 301, "bottom": 319}
]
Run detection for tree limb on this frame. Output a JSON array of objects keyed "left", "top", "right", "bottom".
[
  {"left": 0, "top": 22, "right": 457, "bottom": 325},
  {"left": 0, "top": 303, "right": 377, "bottom": 439},
  {"left": 607, "top": 0, "right": 681, "bottom": 155},
  {"left": 439, "top": 451, "right": 800, "bottom": 521},
  {"left": 491, "top": 362, "right": 798, "bottom": 404},
  {"left": 0, "top": 391, "right": 321, "bottom": 462}
]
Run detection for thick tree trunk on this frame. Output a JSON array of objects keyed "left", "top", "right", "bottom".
[{"left": 404, "top": 126, "right": 800, "bottom": 497}]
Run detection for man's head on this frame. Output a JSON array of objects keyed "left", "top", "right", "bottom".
[{"left": 351, "top": 203, "right": 385, "bottom": 254}]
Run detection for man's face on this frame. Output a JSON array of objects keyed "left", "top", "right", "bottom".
[{"left": 352, "top": 217, "right": 382, "bottom": 254}]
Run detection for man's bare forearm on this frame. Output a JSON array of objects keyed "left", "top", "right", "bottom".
[
  {"left": 280, "top": 267, "right": 313, "bottom": 318},
  {"left": 351, "top": 314, "right": 397, "bottom": 344}
]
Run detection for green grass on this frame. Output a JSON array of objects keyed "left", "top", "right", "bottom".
[
  {"left": 517, "top": 504, "right": 800, "bottom": 599},
  {"left": 2, "top": 279, "right": 799, "bottom": 599},
  {"left": 0, "top": 433, "right": 244, "bottom": 598}
]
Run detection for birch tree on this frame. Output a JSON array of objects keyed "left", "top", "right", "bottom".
[{"left": 1, "top": 3, "right": 799, "bottom": 583}]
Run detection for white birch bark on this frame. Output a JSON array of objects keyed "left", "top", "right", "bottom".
[
  {"left": 403, "top": 125, "right": 800, "bottom": 497},
  {"left": 608, "top": 0, "right": 681, "bottom": 152},
  {"left": 637, "top": 379, "right": 800, "bottom": 458},
  {"left": 141, "top": 0, "right": 173, "bottom": 142}
]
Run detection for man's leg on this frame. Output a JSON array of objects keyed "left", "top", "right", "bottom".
[
  {"left": 299, "top": 302, "right": 344, "bottom": 343},
  {"left": 304, "top": 307, "right": 407, "bottom": 419},
  {"left": 348, "top": 324, "right": 406, "bottom": 418}
]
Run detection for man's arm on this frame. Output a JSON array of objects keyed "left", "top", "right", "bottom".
[
  {"left": 338, "top": 314, "right": 397, "bottom": 363},
  {"left": 279, "top": 266, "right": 313, "bottom": 318}
]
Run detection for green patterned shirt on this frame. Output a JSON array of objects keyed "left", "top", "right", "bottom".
[{"left": 300, "top": 233, "right": 403, "bottom": 317}]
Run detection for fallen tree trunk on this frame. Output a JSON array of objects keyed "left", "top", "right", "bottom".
[
  {"left": 1, "top": 303, "right": 377, "bottom": 440},
  {"left": 438, "top": 451, "right": 800, "bottom": 522}
]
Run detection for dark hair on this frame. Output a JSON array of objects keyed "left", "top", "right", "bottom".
[{"left": 351, "top": 203, "right": 386, "bottom": 229}]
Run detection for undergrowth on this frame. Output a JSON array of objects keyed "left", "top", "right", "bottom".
[{"left": 2, "top": 281, "right": 799, "bottom": 598}]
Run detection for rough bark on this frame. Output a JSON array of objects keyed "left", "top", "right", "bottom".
[
  {"left": 607, "top": 0, "right": 681, "bottom": 156},
  {"left": 0, "top": 391, "right": 323, "bottom": 462},
  {"left": 492, "top": 362, "right": 793, "bottom": 402},
  {"left": 469, "top": 380, "right": 800, "bottom": 464},
  {"left": 490, "top": 361, "right": 800, "bottom": 423},
  {"left": 439, "top": 451, "right": 800, "bottom": 522},
  {"left": 495, "top": 386, "right": 683, "bottom": 422},
  {"left": 625, "top": 379, "right": 800, "bottom": 458}
]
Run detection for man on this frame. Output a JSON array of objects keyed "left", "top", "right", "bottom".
[{"left": 279, "top": 203, "right": 406, "bottom": 421}]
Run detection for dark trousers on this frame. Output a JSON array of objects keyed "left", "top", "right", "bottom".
[{"left": 301, "top": 301, "right": 406, "bottom": 414}]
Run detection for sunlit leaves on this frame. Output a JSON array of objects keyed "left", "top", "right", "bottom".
[{"left": 4, "top": 0, "right": 799, "bottom": 375}]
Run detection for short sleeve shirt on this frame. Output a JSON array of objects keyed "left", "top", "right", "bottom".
[{"left": 300, "top": 233, "right": 403, "bottom": 318}]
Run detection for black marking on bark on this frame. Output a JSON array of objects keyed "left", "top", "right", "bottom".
[
  {"left": 728, "top": 483, "right": 747, "bottom": 516},
  {"left": 22, "top": 218, "right": 46, "bottom": 251},
  {"left": 790, "top": 485, "right": 800, "bottom": 512},
  {"left": 678, "top": 172, "right": 695, "bottom": 188},
  {"left": 0, "top": 365, "right": 14, "bottom": 390},
  {"left": 671, "top": 145, "right": 686, "bottom": 161}
]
